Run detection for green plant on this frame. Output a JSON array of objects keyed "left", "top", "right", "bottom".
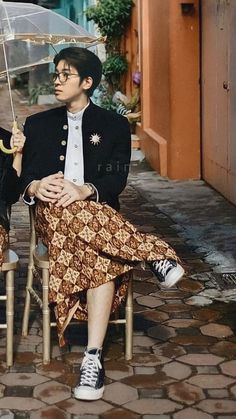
[
  {"left": 28, "top": 82, "right": 54, "bottom": 105},
  {"left": 103, "top": 54, "right": 128, "bottom": 90},
  {"left": 86, "top": 0, "right": 133, "bottom": 51}
]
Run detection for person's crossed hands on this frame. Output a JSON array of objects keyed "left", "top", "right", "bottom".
[{"left": 29, "top": 172, "right": 92, "bottom": 207}]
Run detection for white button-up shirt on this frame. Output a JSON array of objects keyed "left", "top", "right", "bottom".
[{"left": 64, "top": 104, "right": 89, "bottom": 185}]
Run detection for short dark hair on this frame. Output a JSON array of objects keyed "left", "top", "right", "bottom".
[{"left": 53, "top": 47, "right": 102, "bottom": 97}]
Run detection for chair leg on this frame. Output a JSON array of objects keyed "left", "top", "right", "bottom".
[
  {"left": 6, "top": 270, "right": 14, "bottom": 367},
  {"left": 22, "top": 265, "right": 34, "bottom": 336},
  {"left": 125, "top": 273, "right": 133, "bottom": 361},
  {"left": 42, "top": 268, "right": 50, "bottom": 364}
]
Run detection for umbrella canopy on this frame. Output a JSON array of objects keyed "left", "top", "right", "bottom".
[
  {"left": 0, "top": 1, "right": 103, "bottom": 77},
  {"left": 0, "top": 1, "right": 100, "bottom": 44}
]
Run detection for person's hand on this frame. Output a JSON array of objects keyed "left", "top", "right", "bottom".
[
  {"left": 28, "top": 173, "right": 64, "bottom": 203},
  {"left": 56, "top": 179, "right": 92, "bottom": 207},
  {"left": 10, "top": 129, "right": 26, "bottom": 153}
]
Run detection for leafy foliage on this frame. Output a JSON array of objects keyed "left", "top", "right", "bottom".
[
  {"left": 28, "top": 82, "right": 54, "bottom": 105},
  {"left": 86, "top": 0, "right": 133, "bottom": 43},
  {"left": 103, "top": 54, "right": 128, "bottom": 89}
]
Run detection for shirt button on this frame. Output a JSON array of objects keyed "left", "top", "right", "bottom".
[
  {"left": 74, "top": 144, "right": 78, "bottom": 148},
  {"left": 73, "top": 178, "right": 77, "bottom": 183},
  {"left": 61, "top": 140, "right": 66, "bottom": 146},
  {"left": 59, "top": 155, "right": 65, "bottom": 161},
  {"left": 63, "top": 124, "right": 68, "bottom": 130},
  {"left": 75, "top": 126, "right": 79, "bottom": 130},
  {"left": 74, "top": 162, "right": 78, "bottom": 166}
]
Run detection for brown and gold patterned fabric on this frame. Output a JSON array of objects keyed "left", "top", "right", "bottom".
[
  {"left": 35, "top": 200, "right": 179, "bottom": 346},
  {"left": 0, "top": 224, "right": 9, "bottom": 267}
]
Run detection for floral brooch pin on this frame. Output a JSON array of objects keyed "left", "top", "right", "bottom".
[{"left": 90, "top": 133, "right": 101, "bottom": 146}]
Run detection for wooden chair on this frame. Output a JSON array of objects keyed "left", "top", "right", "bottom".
[
  {"left": 22, "top": 206, "right": 133, "bottom": 364},
  {"left": 0, "top": 247, "right": 19, "bottom": 367}
]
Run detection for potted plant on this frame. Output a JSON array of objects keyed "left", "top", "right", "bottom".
[{"left": 28, "top": 82, "right": 57, "bottom": 105}]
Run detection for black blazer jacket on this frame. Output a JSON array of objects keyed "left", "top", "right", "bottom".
[
  {"left": 0, "top": 127, "right": 21, "bottom": 230},
  {"left": 21, "top": 101, "right": 131, "bottom": 210},
  {"left": 0, "top": 127, "right": 20, "bottom": 205}
]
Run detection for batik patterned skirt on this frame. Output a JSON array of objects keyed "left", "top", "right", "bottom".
[
  {"left": 35, "top": 200, "right": 179, "bottom": 346},
  {"left": 0, "top": 225, "right": 8, "bottom": 267}
]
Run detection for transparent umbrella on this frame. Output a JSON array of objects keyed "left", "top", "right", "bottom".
[{"left": 0, "top": 0, "right": 103, "bottom": 152}]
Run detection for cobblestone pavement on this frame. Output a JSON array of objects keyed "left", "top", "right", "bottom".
[{"left": 0, "top": 83, "right": 236, "bottom": 418}]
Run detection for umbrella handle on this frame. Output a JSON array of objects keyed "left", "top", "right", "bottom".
[
  {"left": 0, "top": 140, "right": 17, "bottom": 154},
  {"left": 0, "top": 120, "right": 18, "bottom": 154}
]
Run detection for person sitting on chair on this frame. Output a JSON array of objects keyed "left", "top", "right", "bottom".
[
  {"left": 0, "top": 126, "right": 25, "bottom": 265},
  {"left": 20, "top": 47, "right": 184, "bottom": 401}
]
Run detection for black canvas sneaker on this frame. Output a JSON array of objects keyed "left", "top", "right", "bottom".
[
  {"left": 148, "top": 259, "right": 184, "bottom": 288},
  {"left": 74, "top": 348, "right": 105, "bottom": 401}
]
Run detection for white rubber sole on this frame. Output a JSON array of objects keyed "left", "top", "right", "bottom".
[
  {"left": 163, "top": 264, "right": 185, "bottom": 288},
  {"left": 74, "top": 385, "right": 105, "bottom": 401}
]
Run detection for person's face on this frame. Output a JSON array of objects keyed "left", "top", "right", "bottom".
[{"left": 53, "top": 60, "right": 92, "bottom": 103}]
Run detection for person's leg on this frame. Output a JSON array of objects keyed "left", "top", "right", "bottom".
[
  {"left": 87, "top": 281, "right": 115, "bottom": 348},
  {"left": 74, "top": 280, "right": 115, "bottom": 401}
]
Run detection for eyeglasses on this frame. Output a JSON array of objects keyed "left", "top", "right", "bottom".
[{"left": 51, "top": 71, "right": 79, "bottom": 84}]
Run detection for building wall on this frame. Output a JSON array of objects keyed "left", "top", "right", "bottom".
[
  {"left": 201, "top": 0, "right": 236, "bottom": 205},
  {"left": 136, "top": 0, "right": 200, "bottom": 179}
]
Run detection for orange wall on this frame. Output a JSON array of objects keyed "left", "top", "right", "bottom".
[{"left": 137, "top": 0, "right": 200, "bottom": 179}]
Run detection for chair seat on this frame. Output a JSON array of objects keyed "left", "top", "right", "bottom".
[
  {"left": 33, "top": 243, "right": 49, "bottom": 269},
  {"left": 1, "top": 249, "right": 18, "bottom": 271}
]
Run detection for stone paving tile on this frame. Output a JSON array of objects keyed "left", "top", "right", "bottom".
[
  {"left": 200, "top": 323, "right": 234, "bottom": 338},
  {"left": 187, "top": 374, "right": 235, "bottom": 388},
  {"left": 164, "top": 319, "right": 203, "bottom": 328},
  {"left": 103, "top": 360, "right": 134, "bottom": 380},
  {"left": 170, "top": 335, "right": 217, "bottom": 346},
  {"left": 0, "top": 373, "right": 49, "bottom": 387},
  {"left": 128, "top": 353, "right": 170, "bottom": 366},
  {"left": 30, "top": 406, "right": 70, "bottom": 419},
  {"left": 196, "top": 366, "right": 219, "bottom": 374},
  {"left": 142, "top": 310, "right": 169, "bottom": 322},
  {"left": 103, "top": 382, "right": 138, "bottom": 405},
  {"left": 220, "top": 359, "right": 236, "bottom": 377},
  {"left": 121, "top": 371, "right": 175, "bottom": 388},
  {"left": 56, "top": 398, "right": 113, "bottom": 415},
  {"left": 35, "top": 359, "right": 72, "bottom": 379},
  {"left": 143, "top": 416, "right": 171, "bottom": 419},
  {"left": 152, "top": 342, "right": 187, "bottom": 358},
  {"left": 177, "top": 353, "right": 224, "bottom": 365},
  {"left": 162, "top": 361, "right": 192, "bottom": 380},
  {"left": 158, "top": 303, "right": 192, "bottom": 313},
  {"left": 132, "top": 335, "right": 158, "bottom": 347},
  {"left": 136, "top": 295, "right": 164, "bottom": 308},
  {"left": 210, "top": 341, "right": 236, "bottom": 359},
  {"left": 173, "top": 407, "right": 213, "bottom": 419},
  {"left": 139, "top": 388, "right": 164, "bottom": 398},
  {"left": 178, "top": 279, "right": 204, "bottom": 293},
  {"left": 168, "top": 382, "right": 205, "bottom": 405},
  {"left": 123, "top": 398, "right": 181, "bottom": 414},
  {"left": 197, "top": 399, "right": 236, "bottom": 414},
  {"left": 230, "top": 384, "right": 236, "bottom": 399},
  {"left": 147, "top": 325, "right": 176, "bottom": 340},
  {"left": 192, "top": 308, "right": 222, "bottom": 322},
  {"left": 101, "top": 408, "right": 141, "bottom": 419},
  {"left": 33, "top": 380, "right": 71, "bottom": 404},
  {"left": 0, "top": 397, "right": 46, "bottom": 410},
  {"left": 207, "top": 389, "right": 230, "bottom": 398}
]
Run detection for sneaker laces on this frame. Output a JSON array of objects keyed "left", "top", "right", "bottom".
[
  {"left": 80, "top": 352, "right": 102, "bottom": 387},
  {"left": 152, "top": 259, "right": 174, "bottom": 276}
]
